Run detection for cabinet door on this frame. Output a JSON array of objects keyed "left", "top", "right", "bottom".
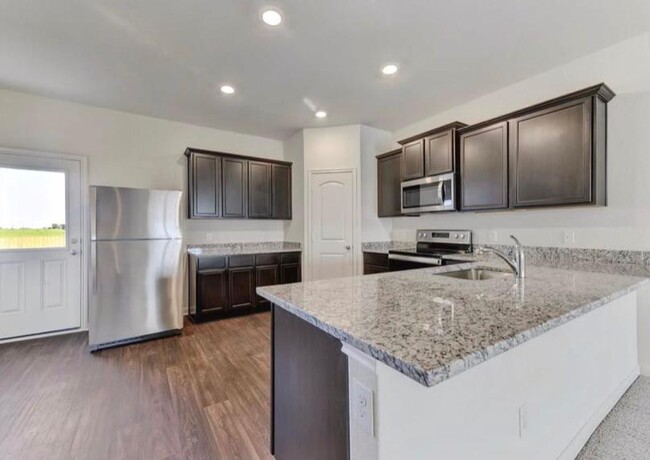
[
  {"left": 401, "top": 139, "right": 425, "bottom": 180},
  {"left": 363, "top": 264, "right": 388, "bottom": 275},
  {"left": 424, "top": 131, "right": 453, "bottom": 176},
  {"left": 510, "top": 98, "right": 592, "bottom": 207},
  {"left": 281, "top": 263, "right": 301, "bottom": 284},
  {"left": 229, "top": 266, "right": 255, "bottom": 310},
  {"left": 222, "top": 158, "right": 248, "bottom": 218},
  {"left": 272, "top": 164, "right": 292, "bottom": 219},
  {"left": 190, "top": 153, "right": 221, "bottom": 218},
  {"left": 460, "top": 122, "right": 509, "bottom": 210},
  {"left": 377, "top": 152, "right": 403, "bottom": 217},
  {"left": 256, "top": 264, "right": 279, "bottom": 308},
  {"left": 249, "top": 161, "right": 273, "bottom": 218},
  {"left": 197, "top": 269, "right": 229, "bottom": 315}
]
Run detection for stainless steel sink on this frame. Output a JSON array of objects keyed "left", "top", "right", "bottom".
[{"left": 437, "top": 268, "right": 512, "bottom": 281}]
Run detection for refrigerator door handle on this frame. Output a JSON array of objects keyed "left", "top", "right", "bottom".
[{"left": 91, "top": 242, "right": 97, "bottom": 294}]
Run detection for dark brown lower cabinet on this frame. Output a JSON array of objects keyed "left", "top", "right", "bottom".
[
  {"left": 272, "top": 305, "right": 349, "bottom": 460},
  {"left": 229, "top": 267, "right": 255, "bottom": 310},
  {"left": 363, "top": 251, "right": 389, "bottom": 274},
  {"left": 190, "top": 252, "right": 301, "bottom": 323},
  {"left": 256, "top": 265, "right": 279, "bottom": 308}
]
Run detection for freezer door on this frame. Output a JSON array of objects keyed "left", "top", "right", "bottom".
[
  {"left": 89, "top": 239, "right": 184, "bottom": 348},
  {"left": 91, "top": 186, "right": 182, "bottom": 241}
]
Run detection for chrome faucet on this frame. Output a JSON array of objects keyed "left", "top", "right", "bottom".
[{"left": 477, "top": 235, "right": 526, "bottom": 279}]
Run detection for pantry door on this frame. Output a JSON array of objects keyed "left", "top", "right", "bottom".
[{"left": 0, "top": 151, "right": 83, "bottom": 340}]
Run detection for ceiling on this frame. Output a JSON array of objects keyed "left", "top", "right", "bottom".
[{"left": 1, "top": 0, "right": 649, "bottom": 140}]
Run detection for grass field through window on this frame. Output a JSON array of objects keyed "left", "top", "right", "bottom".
[{"left": 0, "top": 228, "right": 66, "bottom": 249}]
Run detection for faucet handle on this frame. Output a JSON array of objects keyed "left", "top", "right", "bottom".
[{"left": 510, "top": 235, "right": 523, "bottom": 248}]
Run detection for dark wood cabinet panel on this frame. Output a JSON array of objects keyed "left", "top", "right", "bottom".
[
  {"left": 460, "top": 122, "right": 509, "bottom": 211},
  {"left": 510, "top": 97, "right": 593, "bottom": 207},
  {"left": 256, "top": 265, "right": 279, "bottom": 308},
  {"left": 271, "top": 164, "right": 292, "bottom": 219},
  {"left": 401, "top": 139, "right": 425, "bottom": 180},
  {"left": 189, "top": 153, "right": 221, "bottom": 218},
  {"left": 249, "top": 161, "right": 273, "bottom": 218},
  {"left": 281, "top": 263, "right": 301, "bottom": 284},
  {"left": 362, "top": 252, "right": 389, "bottom": 275},
  {"left": 424, "top": 131, "right": 453, "bottom": 176},
  {"left": 229, "top": 266, "right": 255, "bottom": 310},
  {"left": 377, "top": 150, "right": 403, "bottom": 217},
  {"left": 222, "top": 158, "right": 248, "bottom": 218},
  {"left": 363, "top": 264, "right": 388, "bottom": 275},
  {"left": 197, "top": 269, "right": 229, "bottom": 314},
  {"left": 272, "top": 306, "right": 349, "bottom": 460}
]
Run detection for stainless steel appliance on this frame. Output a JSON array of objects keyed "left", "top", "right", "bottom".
[
  {"left": 401, "top": 172, "right": 456, "bottom": 214},
  {"left": 388, "top": 229, "right": 472, "bottom": 271},
  {"left": 89, "top": 186, "right": 183, "bottom": 351}
]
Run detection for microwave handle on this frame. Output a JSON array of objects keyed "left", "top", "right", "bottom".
[{"left": 437, "top": 181, "right": 444, "bottom": 203}]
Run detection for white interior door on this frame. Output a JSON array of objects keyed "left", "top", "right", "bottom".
[
  {"left": 0, "top": 152, "right": 82, "bottom": 340},
  {"left": 309, "top": 170, "right": 355, "bottom": 281}
]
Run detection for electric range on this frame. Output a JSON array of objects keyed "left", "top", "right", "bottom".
[{"left": 388, "top": 229, "right": 472, "bottom": 271}]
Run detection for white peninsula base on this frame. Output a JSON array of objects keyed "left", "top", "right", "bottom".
[{"left": 342, "top": 291, "right": 639, "bottom": 460}]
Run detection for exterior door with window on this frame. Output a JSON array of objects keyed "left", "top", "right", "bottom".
[
  {"left": 0, "top": 152, "right": 82, "bottom": 340},
  {"left": 309, "top": 170, "right": 355, "bottom": 281}
]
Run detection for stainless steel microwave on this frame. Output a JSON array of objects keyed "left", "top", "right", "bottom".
[{"left": 401, "top": 172, "right": 456, "bottom": 213}]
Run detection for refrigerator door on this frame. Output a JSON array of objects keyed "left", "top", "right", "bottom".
[
  {"left": 91, "top": 186, "right": 182, "bottom": 241},
  {"left": 89, "top": 239, "right": 184, "bottom": 350}
]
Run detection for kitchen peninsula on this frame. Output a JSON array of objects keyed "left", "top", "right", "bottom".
[{"left": 258, "top": 258, "right": 648, "bottom": 460}]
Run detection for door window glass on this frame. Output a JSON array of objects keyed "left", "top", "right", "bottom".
[{"left": 0, "top": 167, "right": 66, "bottom": 249}]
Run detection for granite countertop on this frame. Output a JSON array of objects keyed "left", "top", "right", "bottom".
[
  {"left": 257, "top": 258, "right": 648, "bottom": 387},
  {"left": 188, "top": 241, "right": 301, "bottom": 257},
  {"left": 361, "top": 241, "right": 416, "bottom": 254}
]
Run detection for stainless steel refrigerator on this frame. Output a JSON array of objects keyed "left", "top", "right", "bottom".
[{"left": 89, "top": 186, "right": 183, "bottom": 351}]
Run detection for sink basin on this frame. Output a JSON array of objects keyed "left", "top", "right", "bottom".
[{"left": 438, "top": 268, "right": 512, "bottom": 281}]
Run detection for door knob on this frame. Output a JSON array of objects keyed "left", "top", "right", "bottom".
[
  {"left": 345, "top": 245, "right": 351, "bottom": 250},
  {"left": 70, "top": 249, "right": 78, "bottom": 256}
]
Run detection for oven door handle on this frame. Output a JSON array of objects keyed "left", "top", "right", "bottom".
[{"left": 388, "top": 254, "right": 442, "bottom": 265}]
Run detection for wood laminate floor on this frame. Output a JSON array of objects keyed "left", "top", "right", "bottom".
[{"left": 0, "top": 313, "right": 274, "bottom": 460}]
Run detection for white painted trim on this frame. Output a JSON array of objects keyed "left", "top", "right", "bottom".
[
  {"left": 557, "top": 366, "right": 640, "bottom": 460},
  {"left": 640, "top": 363, "right": 650, "bottom": 377},
  {"left": 0, "top": 327, "right": 86, "bottom": 344},
  {"left": 341, "top": 342, "right": 377, "bottom": 372},
  {"left": 0, "top": 146, "right": 90, "bottom": 341},
  {"left": 306, "top": 168, "right": 359, "bottom": 281}
]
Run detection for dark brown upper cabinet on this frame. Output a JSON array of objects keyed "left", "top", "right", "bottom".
[
  {"left": 509, "top": 96, "right": 604, "bottom": 207},
  {"left": 188, "top": 153, "right": 221, "bottom": 218},
  {"left": 398, "top": 122, "right": 467, "bottom": 182},
  {"left": 425, "top": 131, "right": 454, "bottom": 176},
  {"left": 460, "top": 122, "right": 509, "bottom": 211},
  {"left": 401, "top": 139, "right": 425, "bottom": 180},
  {"left": 271, "top": 163, "right": 292, "bottom": 219},
  {"left": 222, "top": 157, "right": 248, "bottom": 218},
  {"left": 248, "top": 161, "right": 272, "bottom": 218},
  {"left": 185, "top": 148, "right": 292, "bottom": 220},
  {"left": 376, "top": 149, "right": 403, "bottom": 217},
  {"left": 458, "top": 83, "right": 613, "bottom": 211}
]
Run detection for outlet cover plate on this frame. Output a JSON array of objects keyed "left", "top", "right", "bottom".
[{"left": 352, "top": 379, "right": 374, "bottom": 437}]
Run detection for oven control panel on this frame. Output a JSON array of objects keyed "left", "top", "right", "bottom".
[{"left": 416, "top": 230, "right": 472, "bottom": 245}]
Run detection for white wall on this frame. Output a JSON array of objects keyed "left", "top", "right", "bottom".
[
  {"left": 360, "top": 125, "right": 394, "bottom": 242},
  {"left": 0, "top": 88, "right": 286, "bottom": 244},
  {"left": 283, "top": 130, "right": 304, "bottom": 243},
  {"left": 391, "top": 32, "right": 650, "bottom": 250}
]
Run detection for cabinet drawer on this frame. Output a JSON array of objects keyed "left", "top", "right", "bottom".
[
  {"left": 229, "top": 254, "right": 255, "bottom": 268},
  {"left": 363, "top": 252, "right": 389, "bottom": 268},
  {"left": 281, "top": 252, "right": 301, "bottom": 264},
  {"left": 256, "top": 253, "right": 280, "bottom": 265},
  {"left": 197, "top": 256, "right": 227, "bottom": 271}
]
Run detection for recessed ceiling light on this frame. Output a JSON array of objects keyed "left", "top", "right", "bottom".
[
  {"left": 220, "top": 84, "right": 235, "bottom": 95},
  {"left": 381, "top": 63, "right": 399, "bottom": 76},
  {"left": 261, "top": 9, "right": 282, "bottom": 26},
  {"left": 315, "top": 111, "right": 327, "bottom": 118}
]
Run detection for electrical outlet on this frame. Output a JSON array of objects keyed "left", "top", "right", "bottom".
[
  {"left": 563, "top": 230, "right": 575, "bottom": 245},
  {"left": 206, "top": 232, "right": 213, "bottom": 242},
  {"left": 519, "top": 404, "right": 529, "bottom": 439},
  {"left": 488, "top": 231, "right": 498, "bottom": 243},
  {"left": 352, "top": 379, "right": 374, "bottom": 437}
]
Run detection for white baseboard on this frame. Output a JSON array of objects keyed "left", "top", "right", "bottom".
[
  {"left": 0, "top": 327, "right": 87, "bottom": 345},
  {"left": 558, "top": 366, "right": 640, "bottom": 460},
  {"left": 640, "top": 363, "right": 650, "bottom": 377}
]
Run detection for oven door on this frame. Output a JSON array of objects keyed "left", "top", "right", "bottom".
[{"left": 401, "top": 172, "right": 455, "bottom": 213}]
